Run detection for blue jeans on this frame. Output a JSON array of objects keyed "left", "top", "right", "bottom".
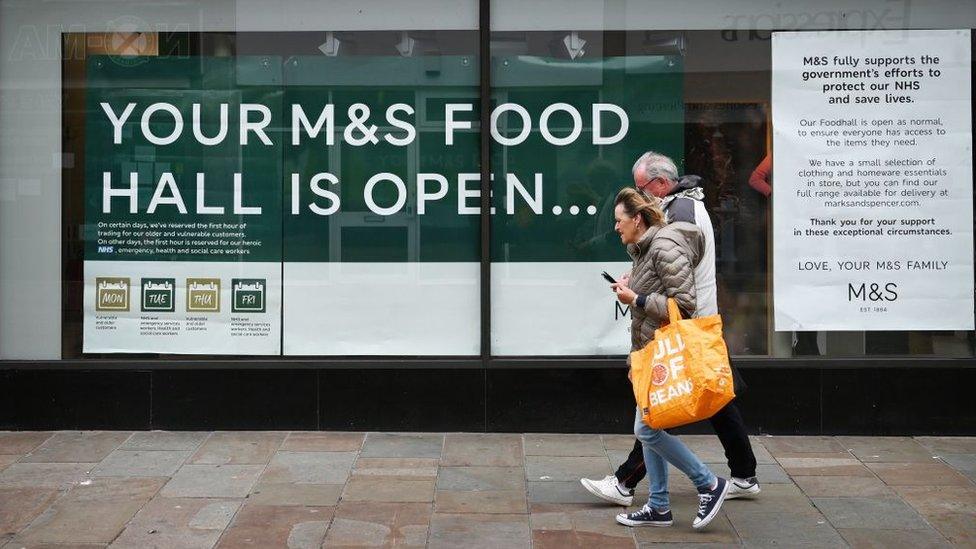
[{"left": 633, "top": 408, "right": 716, "bottom": 510}]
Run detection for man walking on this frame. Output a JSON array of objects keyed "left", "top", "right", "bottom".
[{"left": 581, "top": 151, "right": 760, "bottom": 505}]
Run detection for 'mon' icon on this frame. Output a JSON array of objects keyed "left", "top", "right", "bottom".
[
  {"left": 232, "top": 278, "right": 266, "bottom": 313},
  {"left": 96, "top": 277, "right": 130, "bottom": 311},
  {"left": 186, "top": 278, "right": 220, "bottom": 312}
]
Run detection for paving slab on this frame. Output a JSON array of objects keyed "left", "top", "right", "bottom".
[
  {"left": 2, "top": 542, "right": 107, "bottom": 548},
  {"left": 894, "top": 488, "right": 976, "bottom": 547},
  {"left": 216, "top": 504, "right": 332, "bottom": 548},
  {"left": 324, "top": 502, "right": 431, "bottom": 547},
  {"left": 527, "top": 481, "right": 601, "bottom": 504},
  {"left": 428, "top": 513, "right": 530, "bottom": 549},
  {"left": 109, "top": 497, "right": 240, "bottom": 549},
  {"left": 609, "top": 438, "right": 776, "bottom": 475},
  {"left": 360, "top": 433, "right": 444, "bottom": 459},
  {"left": 258, "top": 451, "right": 356, "bottom": 485},
  {"left": 602, "top": 435, "right": 638, "bottom": 451},
  {"left": 632, "top": 498, "right": 737, "bottom": 544},
  {"left": 867, "top": 461, "right": 970, "bottom": 486},
  {"left": 188, "top": 432, "right": 285, "bottom": 465},
  {"left": 523, "top": 434, "right": 606, "bottom": 457},
  {"left": 92, "top": 450, "right": 192, "bottom": 478},
  {"left": 435, "top": 490, "right": 527, "bottom": 514},
  {"left": 352, "top": 458, "right": 438, "bottom": 480},
  {"left": 746, "top": 436, "right": 778, "bottom": 464},
  {"left": 939, "top": 454, "right": 976, "bottom": 482},
  {"left": 914, "top": 436, "right": 976, "bottom": 455},
  {"left": 894, "top": 485, "right": 976, "bottom": 517},
  {"left": 637, "top": 542, "right": 742, "bottom": 549},
  {"left": 437, "top": 466, "right": 524, "bottom": 491},
  {"left": 525, "top": 456, "right": 611, "bottom": 482},
  {"left": 838, "top": 527, "right": 952, "bottom": 548},
  {"left": 720, "top": 483, "right": 824, "bottom": 518},
  {"left": 0, "top": 432, "right": 52, "bottom": 455},
  {"left": 677, "top": 435, "right": 735, "bottom": 465},
  {"left": 0, "top": 463, "right": 94, "bottom": 490},
  {"left": 727, "top": 510, "right": 846, "bottom": 547},
  {"left": 793, "top": 475, "right": 894, "bottom": 498},
  {"left": 605, "top": 449, "right": 632, "bottom": 469},
  {"left": 342, "top": 477, "right": 435, "bottom": 503},
  {"left": 280, "top": 432, "right": 364, "bottom": 452},
  {"left": 839, "top": 436, "right": 939, "bottom": 463},
  {"left": 775, "top": 451, "right": 875, "bottom": 477},
  {"left": 120, "top": 432, "right": 209, "bottom": 452},
  {"left": 703, "top": 462, "right": 791, "bottom": 484},
  {"left": 0, "top": 487, "right": 60, "bottom": 537},
  {"left": 161, "top": 464, "right": 263, "bottom": 498},
  {"left": 919, "top": 512, "right": 976, "bottom": 546},
  {"left": 756, "top": 435, "right": 847, "bottom": 455},
  {"left": 530, "top": 503, "right": 635, "bottom": 548},
  {"left": 0, "top": 455, "right": 19, "bottom": 472},
  {"left": 21, "top": 432, "right": 131, "bottom": 463},
  {"left": 248, "top": 482, "right": 342, "bottom": 506},
  {"left": 10, "top": 477, "right": 164, "bottom": 546},
  {"left": 442, "top": 434, "right": 522, "bottom": 467},
  {"left": 812, "top": 496, "right": 930, "bottom": 530}
]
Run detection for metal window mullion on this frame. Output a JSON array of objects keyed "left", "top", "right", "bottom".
[{"left": 479, "top": 0, "right": 491, "bottom": 366}]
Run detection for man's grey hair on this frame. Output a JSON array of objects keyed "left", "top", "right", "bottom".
[{"left": 632, "top": 151, "right": 678, "bottom": 183}]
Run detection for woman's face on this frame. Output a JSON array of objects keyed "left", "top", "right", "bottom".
[{"left": 614, "top": 203, "right": 643, "bottom": 245}]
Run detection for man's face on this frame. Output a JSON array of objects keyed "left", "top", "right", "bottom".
[{"left": 633, "top": 170, "right": 670, "bottom": 199}]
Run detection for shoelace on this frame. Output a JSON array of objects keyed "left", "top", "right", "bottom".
[
  {"left": 632, "top": 505, "right": 654, "bottom": 519},
  {"left": 697, "top": 493, "right": 714, "bottom": 516}
]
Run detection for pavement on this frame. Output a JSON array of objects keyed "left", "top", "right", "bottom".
[{"left": 0, "top": 432, "right": 973, "bottom": 548}]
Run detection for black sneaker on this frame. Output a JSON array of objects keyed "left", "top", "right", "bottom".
[
  {"left": 616, "top": 505, "right": 673, "bottom": 527},
  {"left": 692, "top": 477, "right": 731, "bottom": 529}
]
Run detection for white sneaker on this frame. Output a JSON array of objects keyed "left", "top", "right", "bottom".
[
  {"left": 580, "top": 475, "right": 633, "bottom": 506},
  {"left": 726, "top": 476, "right": 761, "bottom": 499}
]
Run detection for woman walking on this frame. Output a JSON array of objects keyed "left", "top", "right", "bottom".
[{"left": 610, "top": 187, "right": 730, "bottom": 529}]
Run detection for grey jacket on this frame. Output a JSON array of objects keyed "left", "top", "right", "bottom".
[{"left": 626, "top": 221, "right": 704, "bottom": 353}]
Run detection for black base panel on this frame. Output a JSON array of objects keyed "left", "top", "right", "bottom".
[
  {"left": 0, "top": 366, "right": 974, "bottom": 435},
  {"left": 0, "top": 370, "right": 151, "bottom": 430},
  {"left": 151, "top": 370, "right": 319, "bottom": 430},
  {"left": 319, "top": 369, "right": 486, "bottom": 432}
]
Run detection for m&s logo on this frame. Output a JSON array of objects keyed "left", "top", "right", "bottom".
[{"left": 847, "top": 282, "right": 898, "bottom": 302}]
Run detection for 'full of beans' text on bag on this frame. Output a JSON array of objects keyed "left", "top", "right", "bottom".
[{"left": 630, "top": 298, "right": 735, "bottom": 430}]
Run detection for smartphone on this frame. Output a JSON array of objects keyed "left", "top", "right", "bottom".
[{"left": 601, "top": 271, "right": 617, "bottom": 284}]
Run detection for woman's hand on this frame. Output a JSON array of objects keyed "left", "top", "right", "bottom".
[
  {"left": 611, "top": 282, "right": 637, "bottom": 305},
  {"left": 620, "top": 273, "right": 631, "bottom": 288}
]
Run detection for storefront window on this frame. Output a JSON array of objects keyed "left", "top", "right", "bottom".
[{"left": 1, "top": 1, "right": 974, "bottom": 361}]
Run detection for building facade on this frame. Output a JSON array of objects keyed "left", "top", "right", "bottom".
[{"left": 1, "top": 0, "right": 974, "bottom": 433}]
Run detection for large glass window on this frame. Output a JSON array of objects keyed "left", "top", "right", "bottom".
[
  {"left": 487, "top": 0, "right": 976, "bottom": 359},
  {"left": 1, "top": 0, "right": 974, "bottom": 361}
]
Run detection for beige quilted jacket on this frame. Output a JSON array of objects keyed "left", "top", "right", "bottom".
[{"left": 626, "top": 221, "right": 704, "bottom": 353}]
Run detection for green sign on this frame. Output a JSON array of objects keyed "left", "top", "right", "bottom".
[
  {"left": 82, "top": 51, "right": 683, "bottom": 356},
  {"left": 84, "top": 54, "right": 682, "bottom": 265}
]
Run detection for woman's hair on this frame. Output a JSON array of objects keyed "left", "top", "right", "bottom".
[{"left": 615, "top": 187, "right": 666, "bottom": 228}]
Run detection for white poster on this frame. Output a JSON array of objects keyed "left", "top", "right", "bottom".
[
  {"left": 772, "top": 29, "right": 973, "bottom": 331},
  {"left": 491, "top": 261, "right": 632, "bottom": 356}
]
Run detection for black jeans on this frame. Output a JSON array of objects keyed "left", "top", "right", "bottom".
[{"left": 615, "top": 400, "right": 757, "bottom": 489}]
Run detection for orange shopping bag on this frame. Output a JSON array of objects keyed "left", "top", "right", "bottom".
[{"left": 629, "top": 298, "right": 735, "bottom": 430}]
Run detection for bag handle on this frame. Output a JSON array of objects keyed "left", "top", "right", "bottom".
[{"left": 667, "top": 298, "right": 684, "bottom": 324}]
